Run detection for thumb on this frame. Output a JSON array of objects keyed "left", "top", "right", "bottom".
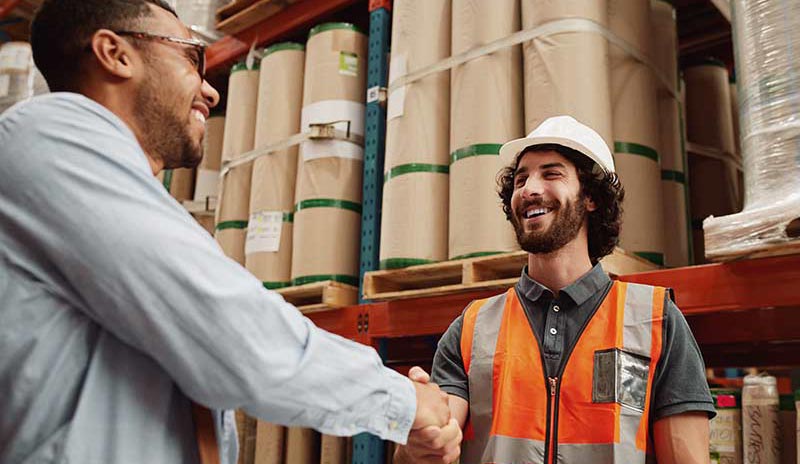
[{"left": 408, "top": 366, "right": 431, "bottom": 383}]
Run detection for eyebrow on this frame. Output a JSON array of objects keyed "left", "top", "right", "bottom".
[{"left": 540, "top": 162, "right": 567, "bottom": 170}]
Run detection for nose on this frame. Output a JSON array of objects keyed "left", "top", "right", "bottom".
[
  {"left": 201, "top": 79, "right": 220, "bottom": 108},
  {"left": 521, "top": 175, "right": 545, "bottom": 198}
]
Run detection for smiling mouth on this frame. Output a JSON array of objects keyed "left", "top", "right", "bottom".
[
  {"left": 523, "top": 207, "right": 553, "bottom": 219},
  {"left": 191, "top": 109, "right": 206, "bottom": 124}
]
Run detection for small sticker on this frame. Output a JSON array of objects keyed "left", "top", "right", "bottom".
[
  {"left": 387, "top": 54, "right": 407, "bottom": 120},
  {"left": 245, "top": 211, "right": 283, "bottom": 254},
  {"left": 339, "top": 52, "right": 358, "bottom": 77}
]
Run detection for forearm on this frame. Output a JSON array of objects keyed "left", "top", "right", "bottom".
[{"left": 654, "top": 412, "right": 711, "bottom": 464}]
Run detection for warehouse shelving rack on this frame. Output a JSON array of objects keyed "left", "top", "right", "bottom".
[{"left": 196, "top": 0, "right": 798, "bottom": 463}]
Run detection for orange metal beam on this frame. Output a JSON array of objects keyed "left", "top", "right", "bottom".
[
  {"left": 0, "top": 0, "right": 22, "bottom": 20},
  {"left": 206, "top": 0, "right": 360, "bottom": 71}
]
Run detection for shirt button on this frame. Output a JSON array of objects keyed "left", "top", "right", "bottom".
[
  {"left": 553, "top": 305, "right": 560, "bottom": 312},
  {"left": 550, "top": 328, "right": 557, "bottom": 335}
]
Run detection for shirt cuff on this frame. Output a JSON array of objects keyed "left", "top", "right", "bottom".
[
  {"left": 654, "top": 401, "right": 717, "bottom": 421},
  {"left": 373, "top": 369, "right": 416, "bottom": 444}
]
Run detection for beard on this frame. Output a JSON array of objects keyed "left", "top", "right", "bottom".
[
  {"left": 134, "top": 72, "right": 203, "bottom": 169},
  {"left": 511, "top": 194, "right": 587, "bottom": 255}
]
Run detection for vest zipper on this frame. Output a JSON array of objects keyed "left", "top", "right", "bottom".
[{"left": 547, "top": 377, "right": 558, "bottom": 464}]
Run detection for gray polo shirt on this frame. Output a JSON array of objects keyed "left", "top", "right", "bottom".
[{"left": 431, "top": 263, "right": 716, "bottom": 421}]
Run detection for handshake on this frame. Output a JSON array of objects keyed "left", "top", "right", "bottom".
[{"left": 400, "top": 366, "right": 464, "bottom": 464}]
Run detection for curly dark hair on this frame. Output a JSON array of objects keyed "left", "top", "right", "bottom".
[{"left": 497, "top": 143, "right": 625, "bottom": 263}]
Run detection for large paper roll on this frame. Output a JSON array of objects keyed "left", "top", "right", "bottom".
[
  {"left": 610, "top": 0, "right": 666, "bottom": 266},
  {"left": 379, "top": 0, "right": 451, "bottom": 269},
  {"left": 254, "top": 421, "right": 285, "bottom": 464},
  {"left": 684, "top": 62, "right": 741, "bottom": 263},
  {"left": 195, "top": 114, "right": 225, "bottom": 203},
  {"left": 319, "top": 435, "right": 347, "bottom": 464},
  {"left": 521, "top": 0, "right": 613, "bottom": 146},
  {"left": 216, "top": 63, "right": 259, "bottom": 264},
  {"left": 284, "top": 427, "right": 320, "bottom": 464},
  {"left": 163, "top": 168, "right": 195, "bottom": 202},
  {"left": 449, "top": 0, "right": 522, "bottom": 261},
  {"left": 743, "top": 375, "right": 781, "bottom": 464},
  {"left": 291, "top": 24, "right": 367, "bottom": 286},
  {"left": 651, "top": 0, "right": 690, "bottom": 267},
  {"left": 246, "top": 43, "right": 305, "bottom": 289}
]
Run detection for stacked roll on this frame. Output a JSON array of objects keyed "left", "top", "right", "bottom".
[
  {"left": 291, "top": 23, "right": 367, "bottom": 287},
  {"left": 449, "top": 0, "right": 522, "bottom": 260},
  {"left": 194, "top": 112, "right": 225, "bottom": 203},
  {"left": 683, "top": 61, "right": 740, "bottom": 263},
  {"left": 320, "top": 435, "right": 348, "bottom": 464},
  {"left": 742, "top": 375, "right": 781, "bottom": 463},
  {"left": 521, "top": 0, "right": 613, "bottom": 145},
  {"left": 216, "top": 62, "right": 259, "bottom": 264},
  {"left": 285, "top": 427, "right": 320, "bottom": 464},
  {"left": 379, "top": 0, "right": 451, "bottom": 269},
  {"left": 246, "top": 43, "right": 305, "bottom": 289},
  {"left": 161, "top": 167, "right": 195, "bottom": 202},
  {"left": 609, "top": 0, "right": 665, "bottom": 265},
  {"left": 254, "top": 421, "right": 285, "bottom": 464},
  {"left": 651, "top": 0, "right": 691, "bottom": 267}
]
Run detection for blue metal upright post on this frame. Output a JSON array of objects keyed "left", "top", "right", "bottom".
[{"left": 353, "top": 1, "right": 392, "bottom": 464}]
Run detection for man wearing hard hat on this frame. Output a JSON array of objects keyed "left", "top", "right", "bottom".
[{"left": 395, "top": 116, "right": 715, "bottom": 464}]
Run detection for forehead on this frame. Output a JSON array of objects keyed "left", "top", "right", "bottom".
[
  {"left": 141, "top": 3, "right": 193, "bottom": 39},
  {"left": 515, "top": 149, "right": 575, "bottom": 172}
]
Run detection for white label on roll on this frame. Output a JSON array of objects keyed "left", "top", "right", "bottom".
[
  {"left": 301, "top": 99, "right": 365, "bottom": 137},
  {"left": 245, "top": 211, "right": 283, "bottom": 254},
  {"left": 0, "top": 44, "right": 31, "bottom": 72},
  {"left": 0, "top": 75, "right": 9, "bottom": 98},
  {"left": 387, "top": 54, "right": 407, "bottom": 121},
  {"left": 339, "top": 52, "right": 358, "bottom": 76},
  {"left": 193, "top": 168, "right": 219, "bottom": 202},
  {"left": 301, "top": 139, "right": 364, "bottom": 162}
]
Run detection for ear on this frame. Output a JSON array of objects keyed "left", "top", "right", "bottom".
[
  {"left": 584, "top": 194, "right": 598, "bottom": 212},
  {"left": 89, "top": 29, "right": 136, "bottom": 80}
]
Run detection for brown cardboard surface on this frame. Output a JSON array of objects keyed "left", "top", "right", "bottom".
[
  {"left": 202, "top": 115, "right": 225, "bottom": 171},
  {"left": 449, "top": 156, "right": 518, "bottom": 259},
  {"left": 449, "top": 0, "right": 522, "bottom": 260},
  {"left": 285, "top": 427, "right": 320, "bottom": 464},
  {"left": 684, "top": 65, "right": 736, "bottom": 156},
  {"left": 215, "top": 228, "right": 246, "bottom": 265},
  {"left": 194, "top": 214, "right": 216, "bottom": 235},
  {"left": 319, "top": 435, "right": 347, "bottom": 464},
  {"left": 254, "top": 421, "right": 285, "bottom": 464},
  {"left": 521, "top": 0, "right": 613, "bottom": 147},
  {"left": 291, "top": 207, "right": 361, "bottom": 281},
  {"left": 169, "top": 167, "right": 195, "bottom": 202},
  {"left": 218, "top": 164, "right": 254, "bottom": 222},
  {"left": 380, "top": 172, "right": 449, "bottom": 264},
  {"left": 661, "top": 180, "right": 690, "bottom": 267},
  {"left": 610, "top": 0, "right": 665, "bottom": 264},
  {"left": 302, "top": 29, "right": 366, "bottom": 106},
  {"left": 247, "top": 47, "right": 304, "bottom": 284},
  {"left": 380, "top": 0, "right": 451, "bottom": 266}
]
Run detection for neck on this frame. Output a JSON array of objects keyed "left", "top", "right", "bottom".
[
  {"left": 526, "top": 235, "right": 593, "bottom": 295},
  {"left": 81, "top": 85, "right": 163, "bottom": 176}
]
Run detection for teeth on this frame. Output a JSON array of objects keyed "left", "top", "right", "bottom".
[
  {"left": 192, "top": 109, "right": 206, "bottom": 123},
  {"left": 524, "top": 207, "right": 551, "bottom": 218}
]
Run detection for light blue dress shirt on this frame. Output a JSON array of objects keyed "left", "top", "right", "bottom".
[{"left": 0, "top": 93, "right": 416, "bottom": 464}]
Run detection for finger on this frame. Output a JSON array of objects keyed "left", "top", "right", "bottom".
[
  {"left": 442, "top": 444, "right": 461, "bottom": 464},
  {"left": 408, "top": 366, "right": 431, "bottom": 383}
]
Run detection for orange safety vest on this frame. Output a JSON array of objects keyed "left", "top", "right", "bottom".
[{"left": 459, "top": 281, "right": 666, "bottom": 464}]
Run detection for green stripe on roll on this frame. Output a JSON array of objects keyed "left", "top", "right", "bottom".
[
  {"left": 295, "top": 198, "right": 362, "bottom": 214},
  {"left": 450, "top": 251, "right": 506, "bottom": 261},
  {"left": 661, "top": 170, "right": 686, "bottom": 184},
  {"left": 384, "top": 163, "right": 449, "bottom": 183},
  {"left": 162, "top": 169, "right": 173, "bottom": 191},
  {"left": 614, "top": 141, "right": 660, "bottom": 162},
  {"left": 291, "top": 274, "right": 359, "bottom": 287},
  {"left": 231, "top": 61, "right": 260, "bottom": 73},
  {"left": 308, "top": 22, "right": 364, "bottom": 38},
  {"left": 263, "top": 281, "right": 292, "bottom": 290},
  {"left": 283, "top": 212, "right": 294, "bottom": 223},
  {"left": 263, "top": 42, "right": 305, "bottom": 56},
  {"left": 450, "top": 143, "right": 503, "bottom": 165},
  {"left": 379, "top": 258, "right": 437, "bottom": 270},
  {"left": 215, "top": 220, "right": 248, "bottom": 231},
  {"left": 634, "top": 251, "right": 664, "bottom": 266}
]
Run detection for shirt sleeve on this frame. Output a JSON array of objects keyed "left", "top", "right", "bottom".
[
  {"left": 0, "top": 94, "right": 416, "bottom": 444},
  {"left": 430, "top": 315, "right": 469, "bottom": 402},
  {"left": 651, "top": 296, "right": 716, "bottom": 421}
]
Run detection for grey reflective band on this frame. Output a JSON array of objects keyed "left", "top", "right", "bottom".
[
  {"left": 463, "top": 293, "right": 507, "bottom": 464},
  {"left": 622, "top": 283, "right": 655, "bottom": 358},
  {"left": 614, "top": 141, "right": 659, "bottom": 162},
  {"left": 557, "top": 442, "right": 648, "bottom": 463},
  {"left": 482, "top": 435, "right": 546, "bottom": 463}
]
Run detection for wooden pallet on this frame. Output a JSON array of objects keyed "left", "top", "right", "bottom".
[
  {"left": 276, "top": 280, "right": 358, "bottom": 314},
  {"left": 216, "top": 0, "right": 296, "bottom": 35},
  {"left": 362, "top": 247, "right": 659, "bottom": 302}
]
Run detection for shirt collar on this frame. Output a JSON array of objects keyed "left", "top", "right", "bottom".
[{"left": 517, "top": 262, "right": 611, "bottom": 306}]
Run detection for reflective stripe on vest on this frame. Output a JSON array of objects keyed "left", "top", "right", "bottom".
[{"left": 460, "top": 281, "right": 666, "bottom": 464}]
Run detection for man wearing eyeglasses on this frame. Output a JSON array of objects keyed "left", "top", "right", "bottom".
[{"left": 0, "top": 1, "right": 459, "bottom": 463}]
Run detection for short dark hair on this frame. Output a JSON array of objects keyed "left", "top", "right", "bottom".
[
  {"left": 31, "top": 0, "right": 178, "bottom": 91},
  {"left": 497, "top": 143, "right": 625, "bottom": 263}
]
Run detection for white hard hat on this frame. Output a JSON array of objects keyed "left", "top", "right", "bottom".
[{"left": 499, "top": 115, "right": 615, "bottom": 173}]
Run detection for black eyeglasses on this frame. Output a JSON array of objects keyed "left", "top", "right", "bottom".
[{"left": 114, "top": 30, "right": 207, "bottom": 80}]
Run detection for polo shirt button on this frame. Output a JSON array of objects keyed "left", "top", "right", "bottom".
[
  {"left": 550, "top": 328, "right": 557, "bottom": 335},
  {"left": 553, "top": 305, "right": 560, "bottom": 312}
]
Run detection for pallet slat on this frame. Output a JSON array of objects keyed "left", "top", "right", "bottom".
[
  {"left": 363, "top": 247, "right": 659, "bottom": 301},
  {"left": 275, "top": 280, "right": 358, "bottom": 313}
]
